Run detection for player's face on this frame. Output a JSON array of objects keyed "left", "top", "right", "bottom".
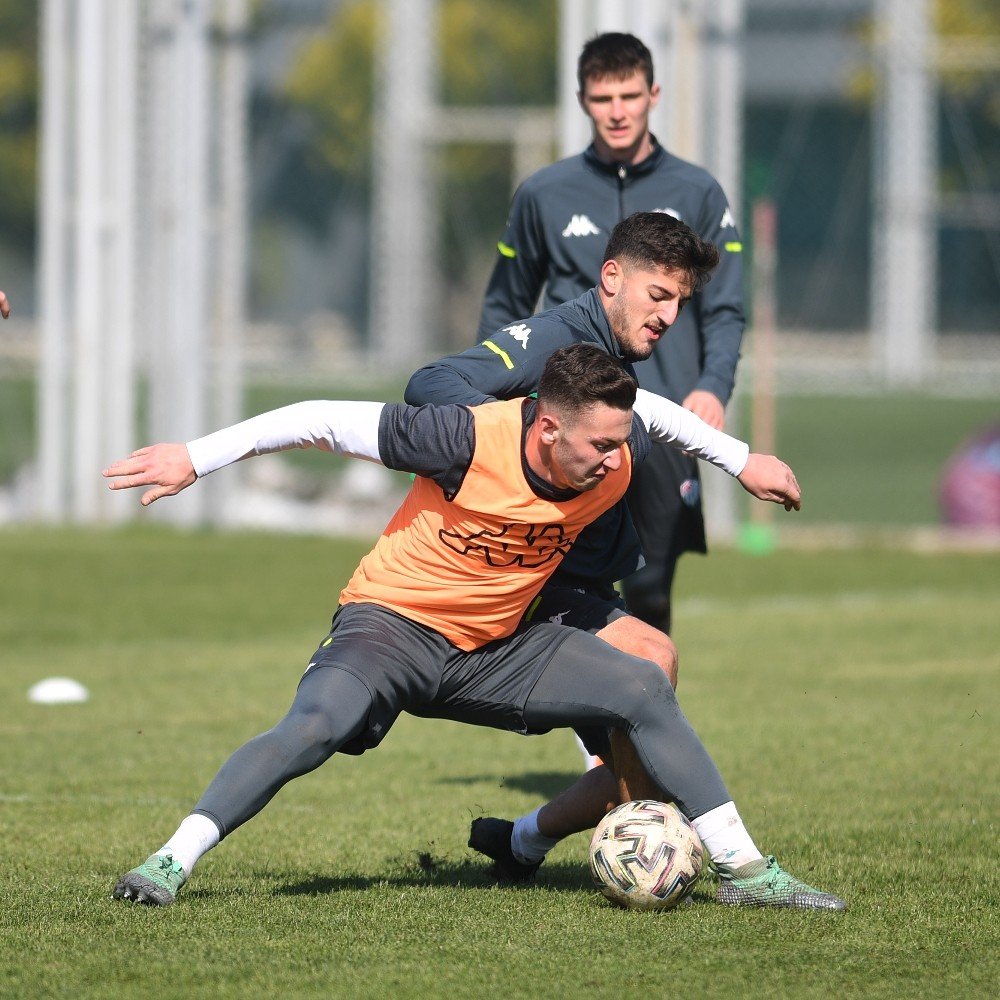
[
  {"left": 550, "top": 403, "right": 633, "bottom": 492},
  {"left": 606, "top": 264, "right": 692, "bottom": 362},
  {"left": 580, "top": 70, "right": 659, "bottom": 163}
]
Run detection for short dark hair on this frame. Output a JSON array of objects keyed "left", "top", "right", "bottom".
[
  {"left": 537, "top": 343, "right": 636, "bottom": 417},
  {"left": 603, "top": 212, "right": 720, "bottom": 292},
  {"left": 578, "top": 32, "right": 654, "bottom": 90}
]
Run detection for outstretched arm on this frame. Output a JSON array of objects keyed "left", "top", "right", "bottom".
[
  {"left": 103, "top": 400, "right": 387, "bottom": 506},
  {"left": 103, "top": 443, "right": 197, "bottom": 506},
  {"left": 632, "top": 388, "right": 800, "bottom": 511},
  {"left": 736, "top": 454, "right": 801, "bottom": 511}
]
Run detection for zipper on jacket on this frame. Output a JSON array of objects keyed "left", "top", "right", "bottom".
[{"left": 617, "top": 165, "right": 627, "bottom": 219}]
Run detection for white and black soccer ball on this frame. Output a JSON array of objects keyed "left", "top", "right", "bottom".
[{"left": 589, "top": 800, "right": 703, "bottom": 911}]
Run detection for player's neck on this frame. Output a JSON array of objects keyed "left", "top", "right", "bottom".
[
  {"left": 524, "top": 428, "right": 565, "bottom": 491},
  {"left": 592, "top": 131, "right": 655, "bottom": 167}
]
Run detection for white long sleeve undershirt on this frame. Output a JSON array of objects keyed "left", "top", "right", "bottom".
[
  {"left": 632, "top": 388, "right": 749, "bottom": 477},
  {"left": 186, "top": 400, "right": 386, "bottom": 478},
  {"left": 184, "top": 394, "right": 750, "bottom": 485}
]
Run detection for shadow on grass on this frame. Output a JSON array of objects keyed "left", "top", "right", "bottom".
[
  {"left": 437, "top": 770, "right": 581, "bottom": 800},
  {"left": 267, "top": 857, "right": 596, "bottom": 897}
]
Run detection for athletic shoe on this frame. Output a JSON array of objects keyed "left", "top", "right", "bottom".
[
  {"left": 716, "top": 855, "right": 846, "bottom": 911},
  {"left": 468, "top": 817, "right": 541, "bottom": 884},
  {"left": 113, "top": 852, "right": 187, "bottom": 906}
]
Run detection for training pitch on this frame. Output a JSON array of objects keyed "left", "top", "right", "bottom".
[{"left": 1, "top": 527, "right": 997, "bottom": 999}]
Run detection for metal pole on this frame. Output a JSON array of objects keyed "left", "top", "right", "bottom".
[
  {"left": 873, "top": 0, "right": 937, "bottom": 384},
  {"left": 38, "top": 0, "right": 71, "bottom": 520},
  {"left": 104, "top": 0, "right": 139, "bottom": 523},
  {"left": 209, "top": 0, "right": 250, "bottom": 525},
  {"left": 71, "top": 0, "right": 107, "bottom": 521},
  {"left": 370, "top": 0, "right": 437, "bottom": 368},
  {"left": 558, "top": 0, "right": 590, "bottom": 156}
]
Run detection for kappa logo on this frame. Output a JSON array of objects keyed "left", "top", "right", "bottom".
[
  {"left": 548, "top": 609, "right": 571, "bottom": 626},
  {"left": 720, "top": 206, "right": 735, "bottom": 229},
  {"left": 562, "top": 214, "right": 601, "bottom": 238},
  {"left": 504, "top": 323, "right": 532, "bottom": 349}
]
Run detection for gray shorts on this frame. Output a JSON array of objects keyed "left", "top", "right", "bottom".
[
  {"left": 523, "top": 583, "right": 628, "bottom": 634},
  {"left": 304, "top": 603, "right": 576, "bottom": 753}
]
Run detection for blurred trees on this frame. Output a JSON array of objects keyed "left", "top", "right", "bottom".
[{"left": 0, "top": 0, "right": 39, "bottom": 250}]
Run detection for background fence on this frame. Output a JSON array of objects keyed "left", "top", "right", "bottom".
[{"left": 0, "top": 0, "right": 996, "bottom": 536}]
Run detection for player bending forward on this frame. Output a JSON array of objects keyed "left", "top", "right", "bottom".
[{"left": 105, "top": 344, "right": 845, "bottom": 911}]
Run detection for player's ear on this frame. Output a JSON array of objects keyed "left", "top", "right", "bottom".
[
  {"left": 537, "top": 411, "right": 561, "bottom": 444},
  {"left": 600, "top": 258, "right": 623, "bottom": 295},
  {"left": 649, "top": 82, "right": 661, "bottom": 110}
]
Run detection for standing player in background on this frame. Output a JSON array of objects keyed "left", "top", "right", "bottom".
[{"left": 478, "top": 32, "right": 744, "bottom": 636}]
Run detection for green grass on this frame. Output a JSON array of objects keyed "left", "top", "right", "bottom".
[
  {"left": 1, "top": 527, "right": 997, "bottom": 998},
  {"left": 736, "top": 393, "right": 1000, "bottom": 526}
]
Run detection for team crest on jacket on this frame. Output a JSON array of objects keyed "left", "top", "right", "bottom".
[
  {"left": 679, "top": 478, "right": 700, "bottom": 507},
  {"left": 439, "top": 522, "right": 573, "bottom": 568}
]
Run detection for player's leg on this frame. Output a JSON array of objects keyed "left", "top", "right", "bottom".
[
  {"left": 114, "top": 605, "right": 440, "bottom": 906},
  {"left": 113, "top": 663, "right": 375, "bottom": 906},
  {"left": 517, "top": 631, "right": 847, "bottom": 909},
  {"left": 475, "top": 589, "right": 675, "bottom": 868}
]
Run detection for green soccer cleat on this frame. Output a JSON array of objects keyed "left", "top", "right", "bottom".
[
  {"left": 716, "top": 856, "right": 846, "bottom": 911},
  {"left": 113, "top": 852, "right": 187, "bottom": 906}
]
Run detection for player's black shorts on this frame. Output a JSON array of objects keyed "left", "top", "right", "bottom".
[
  {"left": 626, "top": 442, "right": 707, "bottom": 567},
  {"left": 302, "top": 602, "right": 576, "bottom": 754},
  {"left": 522, "top": 582, "right": 628, "bottom": 633}
]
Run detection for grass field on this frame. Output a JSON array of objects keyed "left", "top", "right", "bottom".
[{"left": 1, "top": 527, "right": 997, "bottom": 999}]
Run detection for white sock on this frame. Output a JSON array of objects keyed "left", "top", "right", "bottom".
[
  {"left": 511, "top": 807, "right": 560, "bottom": 864},
  {"left": 574, "top": 734, "right": 601, "bottom": 772},
  {"left": 691, "top": 801, "right": 763, "bottom": 869},
  {"left": 157, "top": 813, "right": 221, "bottom": 875}
]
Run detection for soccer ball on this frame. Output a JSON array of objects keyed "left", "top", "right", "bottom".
[{"left": 589, "top": 800, "right": 703, "bottom": 911}]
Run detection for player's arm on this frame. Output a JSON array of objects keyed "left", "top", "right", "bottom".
[
  {"left": 633, "top": 389, "right": 800, "bottom": 511},
  {"left": 406, "top": 321, "right": 566, "bottom": 406},
  {"left": 476, "top": 184, "right": 548, "bottom": 342},
  {"left": 102, "top": 400, "right": 387, "bottom": 506},
  {"left": 687, "top": 183, "right": 745, "bottom": 420}
]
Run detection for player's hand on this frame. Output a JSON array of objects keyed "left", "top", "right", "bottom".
[
  {"left": 736, "top": 453, "right": 801, "bottom": 511},
  {"left": 102, "top": 443, "right": 197, "bottom": 506},
  {"left": 682, "top": 389, "right": 725, "bottom": 430},
  {"left": 0, "top": 290, "right": 10, "bottom": 319}
]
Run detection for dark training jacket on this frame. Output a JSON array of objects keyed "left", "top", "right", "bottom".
[
  {"left": 407, "top": 288, "right": 647, "bottom": 586},
  {"left": 477, "top": 139, "right": 745, "bottom": 407}
]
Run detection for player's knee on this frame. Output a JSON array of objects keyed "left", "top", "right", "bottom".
[
  {"left": 614, "top": 656, "right": 676, "bottom": 717},
  {"left": 635, "top": 630, "right": 678, "bottom": 688},
  {"left": 282, "top": 670, "right": 374, "bottom": 759},
  {"left": 598, "top": 617, "right": 679, "bottom": 688}
]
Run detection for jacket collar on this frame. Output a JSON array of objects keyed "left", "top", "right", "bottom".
[
  {"left": 569, "top": 287, "right": 628, "bottom": 363},
  {"left": 582, "top": 135, "right": 665, "bottom": 181}
]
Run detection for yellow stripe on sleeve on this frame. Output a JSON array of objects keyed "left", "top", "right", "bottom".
[
  {"left": 497, "top": 241, "right": 517, "bottom": 258},
  {"left": 725, "top": 241, "right": 743, "bottom": 253},
  {"left": 482, "top": 340, "right": 514, "bottom": 370}
]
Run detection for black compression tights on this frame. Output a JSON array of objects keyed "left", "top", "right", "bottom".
[
  {"left": 522, "top": 630, "right": 730, "bottom": 819},
  {"left": 192, "top": 667, "right": 373, "bottom": 838}
]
